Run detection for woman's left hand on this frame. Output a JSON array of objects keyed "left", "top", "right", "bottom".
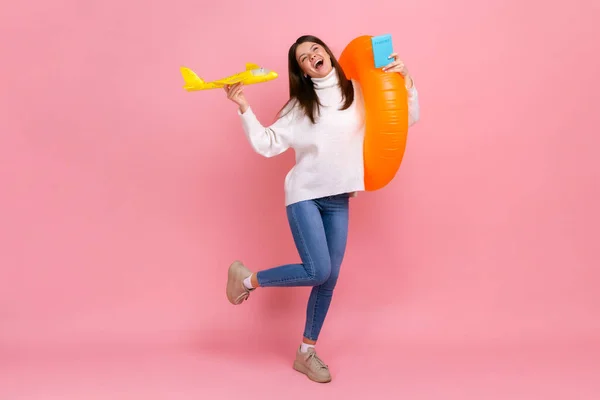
[
  {"left": 382, "top": 53, "right": 408, "bottom": 75},
  {"left": 382, "top": 53, "right": 413, "bottom": 88}
]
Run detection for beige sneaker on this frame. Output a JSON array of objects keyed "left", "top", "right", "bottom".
[
  {"left": 226, "top": 260, "right": 254, "bottom": 305},
  {"left": 293, "top": 346, "right": 332, "bottom": 383}
]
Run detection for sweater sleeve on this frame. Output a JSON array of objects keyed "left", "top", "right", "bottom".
[
  {"left": 237, "top": 103, "right": 296, "bottom": 158},
  {"left": 406, "top": 83, "right": 420, "bottom": 127}
]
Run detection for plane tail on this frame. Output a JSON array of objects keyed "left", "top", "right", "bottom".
[{"left": 180, "top": 66, "right": 205, "bottom": 89}]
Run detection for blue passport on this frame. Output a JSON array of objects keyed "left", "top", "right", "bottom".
[{"left": 371, "top": 34, "right": 394, "bottom": 68}]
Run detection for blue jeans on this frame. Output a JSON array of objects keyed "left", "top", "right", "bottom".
[{"left": 256, "top": 193, "right": 350, "bottom": 341}]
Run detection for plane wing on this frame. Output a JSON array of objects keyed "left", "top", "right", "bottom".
[
  {"left": 213, "top": 64, "right": 258, "bottom": 85},
  {"left": 214, "top": 76, "right": 244, "bottom": 85}
]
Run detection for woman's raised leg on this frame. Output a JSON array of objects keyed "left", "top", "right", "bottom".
[{"left": 225, "top": 198, "right": 332, "bottom": 305}]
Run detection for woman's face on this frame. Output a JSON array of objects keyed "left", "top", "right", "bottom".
[{"left": 295, "top": 41, "right": 333, "bottom": 79}]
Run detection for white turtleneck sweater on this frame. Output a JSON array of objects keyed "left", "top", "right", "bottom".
[{"left": 238, "top": 68, "right": 420, "bottom": 206}]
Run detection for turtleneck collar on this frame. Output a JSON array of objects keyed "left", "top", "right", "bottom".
[{"left": 311, "top": 67, "right": 338, "bottom": 90}]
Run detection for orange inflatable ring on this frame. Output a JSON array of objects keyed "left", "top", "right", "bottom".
[{"left": 338, "top": 35, "right": 409, "bottom": 191}]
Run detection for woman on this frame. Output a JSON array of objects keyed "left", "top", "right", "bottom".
[{"left": 223, "top": 35, "right": 420, "bottom": 383}]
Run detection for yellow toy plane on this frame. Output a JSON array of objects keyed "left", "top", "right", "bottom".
[{"left": 180, "top": 63, "right": 278, "bottom": 91}]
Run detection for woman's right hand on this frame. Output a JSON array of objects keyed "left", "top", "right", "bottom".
[{"left": 224, "top": 83, "right": 249, "bottom": 114}]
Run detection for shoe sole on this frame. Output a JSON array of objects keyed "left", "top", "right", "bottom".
[
  {"left": 293, "top": 360, "right": 331, "bottom": 383},
  {"left": 226, "top": 261, "right": 246, "bottom": 305}
]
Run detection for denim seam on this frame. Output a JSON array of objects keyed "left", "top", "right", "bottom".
[
  {"left": 261, "top": 275, "right": 315, "bottom": 285},
  {"left": 307, "top": 289, "right": 321, "bottom": 340}
]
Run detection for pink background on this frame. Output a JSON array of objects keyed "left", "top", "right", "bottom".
[{"left": 2, "top": 0, "right": 599, "bottom": 398}]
